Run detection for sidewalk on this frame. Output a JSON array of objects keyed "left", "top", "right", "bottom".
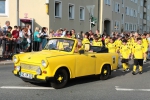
[{"left": 0, "top": 47, "right": 13, "bottom": 65}]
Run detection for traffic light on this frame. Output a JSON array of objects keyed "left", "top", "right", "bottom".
[{"left": 91, "top": 16, "right": 97, "bottom": 28}]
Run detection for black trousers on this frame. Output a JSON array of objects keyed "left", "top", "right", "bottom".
[
  {"left": 33, "top": 41, "right": 40, "bottom": 51},
  {"left": 134, "top": 59, "right": 143, "bottom": 66}
]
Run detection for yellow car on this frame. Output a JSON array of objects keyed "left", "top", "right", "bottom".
[{"left": 12, "top": 38, "right": 119, "bottom": 89}]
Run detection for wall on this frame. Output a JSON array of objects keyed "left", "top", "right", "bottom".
[{"left": 49, "top": 0, "right": 99, "bottom": 33}]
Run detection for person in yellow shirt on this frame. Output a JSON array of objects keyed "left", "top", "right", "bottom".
[
  {"left": 92, "top": 35, "right": 103, "bottom": 47},
  {"left": 105, "top": 35, "right": 110, "bottom": 46},
  {"left": 106, "top": 38, "right": 116, "bottom": 53},
  {"left": 141, "top": 33, "right": 148, "bottom": 63},
  {"left": 82, "top": 32, "right": 90, "bottom": 48},
  {"left": 132, "top": 38, "right": 145, "bottom": 75},
  {"left": 120, "top": 39, "right": 131, "bottom": 72},
  {"left": 114, "top": 36, "right": 122, "bottom": 52}
]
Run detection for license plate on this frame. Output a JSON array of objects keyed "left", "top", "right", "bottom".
[{"left": 20, "top": 72, "right": 33, "bottom": 79}]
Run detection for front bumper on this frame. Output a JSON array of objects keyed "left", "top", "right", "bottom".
[{"left": 12, "top": 70, "right": 54, "bottom": 83}]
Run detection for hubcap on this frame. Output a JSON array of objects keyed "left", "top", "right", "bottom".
[
  {"left": 104, "top": 69, "right": 107, "bottom": 75},
  {"left": 57, "top": 75, "right": 63, "bottom": 82}
]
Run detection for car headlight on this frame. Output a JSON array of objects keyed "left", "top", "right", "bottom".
[
  {"left": 13, "top": 56, "right": 19, "bottom": 63},
  {"left": 16, "top": 66, "right": 21, "bottom": 71},
  {"left": 36, "top": 67, "right": 42, "bottom": 75},
  {"left": 41, "top": 60, "right": 48, "bottom": 68}
]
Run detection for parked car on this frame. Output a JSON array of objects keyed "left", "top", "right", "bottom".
[{"left": 12, "top": 37, "right": 119, "bottom": 89}]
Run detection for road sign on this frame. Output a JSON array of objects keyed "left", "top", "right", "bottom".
[{"left": 86, "top": 5, "right": 95, "bottom": 16}]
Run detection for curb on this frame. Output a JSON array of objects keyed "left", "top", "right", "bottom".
[{"left": 0, "top": 61, "right": 13, "bottom": 65}]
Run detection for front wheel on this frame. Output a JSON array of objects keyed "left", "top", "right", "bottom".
[
  {"left": 51, "top": 69, "right": 69, "bottom": 89},
  {"left": 100, "top": 65, "right": 111, "bottom": 80}
]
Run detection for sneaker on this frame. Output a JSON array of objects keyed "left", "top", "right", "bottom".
[
  {"left": 126, "top": 68, "right": 130, "bottom": 72},
  {"left": 143, "top": 60, "right": 146, "bottom": 63},
  {"left": 122, "top": 70, "right": 126, "bottom": 72},
  {"left": 132, "top": 71, "right": 136, "bottom": 75},
  {"left": 139, "top": 71, "right": 143, "bottom": 74}
]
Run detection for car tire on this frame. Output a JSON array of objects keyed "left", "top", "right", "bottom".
[
  {"left": 100, "top": 65, "right": 111, "bottom": 80},
  {"left": 51, "top": 69, "right": 69, "bottom": 89}
]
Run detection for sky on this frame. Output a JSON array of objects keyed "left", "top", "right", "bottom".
[{"left": 0, "top": 1, "right": 5, "bottom": 13}]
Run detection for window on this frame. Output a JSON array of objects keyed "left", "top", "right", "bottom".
[
  {"left": 147, "top": 16, "right": 150, "bottom": 21},
  {"left": 125, "top": 23, "right": 129, "bottom": 31},
  {"left": 69, "top": 4, "right": 75, "bottom": 19},
  {"left": 0, "top": 0, "right": 8, "bottom": 16},
  {"left": 122, "top": 14, "right": 124, "bottom": 24},
  {"left": 138, "top": 6, "right": 140, "bottom": 13},
  {"left": 54, "top": 0, "right": 62, "bottom": 18},
  {"left": 105, "top": 0, "right": 111, "bottom": 5},
  {"left": 133, "top": 10, "right": 137, "bottom": 17},
  {"left": 115, "top": 3, "right": 120, "bottom": 13},
  {"left": 140, "top": 0, "right": 143, "bottom": 6},
  {"left": 140, "top": 13, "right": 143, "bottom": 19},
  {"left": 114, "top": 21, "right": 120, "bottom": 30},
  {"left": 79, "top": 7, "right": 85, "bottom": 20},
  {"left": 122, "top": 0, "right": 124, "bottom": 7}
]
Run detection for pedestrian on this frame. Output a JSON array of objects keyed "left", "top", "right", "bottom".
[
  {"left": 33, "top": 27, "right": 41, "bottom": 51},
  {"left": 120, "top": 39, "right": 131, "bottom": 72},
  {"left": 106, "top": 37, "right": 117, "bottom": 53},
  {"left": 40, "top": 27, "right": 48, "bottom": 49},
  {"left": 141, "top": 33, "right": 148, "bottom": 63},
  {"left": 132, "top": 38, "right": 145, "bottom": 75}
]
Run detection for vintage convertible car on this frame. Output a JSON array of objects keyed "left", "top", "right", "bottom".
[{"left": 12, "top": 37, "right": 119, "bottom": 89}]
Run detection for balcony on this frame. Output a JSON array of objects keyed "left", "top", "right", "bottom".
[
  {"left": 143, "top": 19, "right": 146, "bottom": 25},
  {"left": 144, "top": 7, "right": 147, "bottom": 13}
]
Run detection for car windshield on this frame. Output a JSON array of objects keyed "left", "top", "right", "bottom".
[{"left": 44, "top": 38, "right": 75, "bottom": 52}]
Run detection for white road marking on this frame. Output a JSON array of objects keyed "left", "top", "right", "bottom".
[
  {"left": 115, "top": 86, "right": 150, "bottom": 91},
  {"left": 0, "top": 86, "right": 54, "bottom": 90}
]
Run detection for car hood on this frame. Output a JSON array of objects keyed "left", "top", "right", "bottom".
[{"left": 19, "top": 50, "right": 70, "bottom": 63}]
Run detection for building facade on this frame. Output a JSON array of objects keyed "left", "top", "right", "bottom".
[
  {"left": 103, "top": 0, "right": 150, "bottom": 34},
  {"left": 0, "top": 0, "right": 99, "bottom": 33},
  {"left": 0, "top": 0, "right": 149, "bottom": 34}
]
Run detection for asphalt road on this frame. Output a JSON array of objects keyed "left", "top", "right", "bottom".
[{"left": 0, "top": 60, "right": 150, "bottom": 100}]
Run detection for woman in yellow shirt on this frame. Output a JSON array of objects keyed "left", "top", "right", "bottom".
[
  {"left": 92, "top": 35, "right": 103, "bottom": 47},
  {"left": 106, "top": 38, "right": 117, "bottom": 53}
]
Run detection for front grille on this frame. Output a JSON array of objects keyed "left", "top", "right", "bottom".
[{"left": 21, "top": 63, "right": 39, "bottom": 71}]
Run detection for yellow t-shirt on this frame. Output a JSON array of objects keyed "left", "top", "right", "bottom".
[
  {"left": 82, "top": 38, "right": 90, "bottom": 45},
  {"left": 120, "top": 45, "right": 131, "bottom": 59},
  {"left": 105, "top": 38, "right": 110, "bottom": 45},
  {"left": 142, "top": 38, "right": 148, "bottom": 52},
  {"left": 106, "top": 43, "right": 116, "bottom": 53},
  {"left": 92, "top": 40, "right": 103, "bottom": 46},
  {"left": 132, "top": 44, "right": 144, "bottom": 59}
]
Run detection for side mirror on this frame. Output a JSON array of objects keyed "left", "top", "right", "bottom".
[{"left": 79, "top": 49, "right": 84, "bottom": 54}]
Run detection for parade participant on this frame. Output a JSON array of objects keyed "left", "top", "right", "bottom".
[
  {"left": 104, "top": 35, "right": 110, "bottom": 46},
  {"left": 82, "top": 32, "right": 90, "bottom": 46},
  {"left": 132, "top": 38, "right": 145, "bottom": 75},
  {"left": 106, "top": 37, "right": 116, "bottom": 53},
  {"left": 92, "top": 34, "right": 103, "bottom": 47},
  {"left": 141, "top": 33, "right": 148, "bottom": 63},
  {"left": 114, "top": 36, "right": 122, "bottom": 53},
  {"left": 120, "top": 39, "right": 131, "bottom": 72},
  {"left": 71, "top": 29, "right": 76, "bottom": 39}
]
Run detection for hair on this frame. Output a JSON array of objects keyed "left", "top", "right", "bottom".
[
  {"left": 137, "top": 37, "right": 142, "bottom": 41},
  {"left": 24, "top": 28, "right": 28, "bottom": 32},
  {"left": 8, "top": 26, "right": 12, "bottom": 29},
  {"left": 5, "top": 21, "right": 10, "bottom": 24},
  {"left": 41, "top": 27, "right": 46, "bottom": 33},
  {"left": 35, "top": 27, "right": 40, "bottom": 32},
  {"left": 85, "top": 32, "right": 90, "bottom": 38},
  {"left": 122, "top": 39, "right": 127, "bottom": 43},
  {"left": 49, "top": 29, "right": 54, "bottom": 33},
  {"left": 14, "top": 26, "right": 18, "bottom": 29}
]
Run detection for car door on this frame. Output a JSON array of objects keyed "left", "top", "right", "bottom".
[{"left": 75, "top": 52, "right": 96, "bottom": 77}]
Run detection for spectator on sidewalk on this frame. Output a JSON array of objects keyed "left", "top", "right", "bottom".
[
  {"left": 40, "top": 27, "right": 48, "bottom": 49},
  {"left": 33, "top": 27, "right": 41, "bottom": 51}
]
